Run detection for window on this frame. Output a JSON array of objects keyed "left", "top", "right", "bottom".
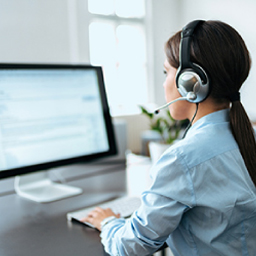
[{"left": 88, "top": 0, "right": 148, "bottom": 116}]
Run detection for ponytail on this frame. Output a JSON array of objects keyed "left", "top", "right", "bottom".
[{"left": 230, "top": 101, "right": 256, "bottom": 186}]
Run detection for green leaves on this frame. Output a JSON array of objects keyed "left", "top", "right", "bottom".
[
  {"left": 139, "top": 105, "right": 187, "bottom": 144},
  {"left": 139, "top": 105, "right": 154, "bottom": 119}
]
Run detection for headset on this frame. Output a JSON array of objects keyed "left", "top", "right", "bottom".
[
  {"left": 176, "top": 20, "right": 210, "bottom": 103},
  {"left": 154, "top": 20, "right": 210, "bottom": 137},
  {"left": 154, "top": 20, "right": 210, "bottom": 114}
]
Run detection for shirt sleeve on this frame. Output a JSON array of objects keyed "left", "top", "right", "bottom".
[{"left": 100, "top": 147, "right": 196, "bottom": 256}]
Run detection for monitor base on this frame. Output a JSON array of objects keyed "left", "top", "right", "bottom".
[{"left": 14, "top": 171, "right": 83, "bottom": 203}]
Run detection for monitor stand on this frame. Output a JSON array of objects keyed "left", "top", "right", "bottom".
[{"left": 14, "top": 171, "right": 83, "bottom": 203}]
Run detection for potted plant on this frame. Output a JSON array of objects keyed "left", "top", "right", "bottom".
[{"left": 139, "top": 105, "right": 188, "bottom": 163}]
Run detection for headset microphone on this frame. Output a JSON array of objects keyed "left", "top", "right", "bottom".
[{"left": 154, "top": 92, "right": 196, "bottom": 114}]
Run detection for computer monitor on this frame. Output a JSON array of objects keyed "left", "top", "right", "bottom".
[{"left": 0, "top": 63, "right": 117, "bottom": 202}]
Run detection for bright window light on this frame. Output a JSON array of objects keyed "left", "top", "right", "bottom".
[
  {"left": 88, "top": 0, "right": 115, "bottom": 15},
  {"left": 116, "top": 25, "right": 146, "bottom": 64},
  {"left": 89, "top": 22, "right": 118, "bottom": 108},
  {"left": 88, "top": 0, "right": 147, "bottom": 116},
  {"left": 88, "top": 0, "right": 145, "bottom": 18},
  {"left": 117, "top": 64, "right": 147, "bottom": 106},
  {"left": 116, "top": 0, "right": 145, "bottom": 18},
  {"left": 89, "top": 22, "right": 117, "bottom": 66}
]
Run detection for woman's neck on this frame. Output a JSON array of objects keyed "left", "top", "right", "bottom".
[{"left": 191, "top": 98, "right": 229, "bottom": 124}]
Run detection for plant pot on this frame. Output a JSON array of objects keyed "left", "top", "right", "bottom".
[
  {"left": 148, "top": 141, "right": 171, "bottom": 164},
  {"left": 140, "top": 130, "right": 162, "bottom": 156}
]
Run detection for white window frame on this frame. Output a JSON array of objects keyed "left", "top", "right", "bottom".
[{"left": 67, "top": 0, "right": 154, "bottom": 117}]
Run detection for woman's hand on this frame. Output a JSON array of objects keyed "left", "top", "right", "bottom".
[{"left": 80, "top": 207, "right": 120, "bottom": 231}]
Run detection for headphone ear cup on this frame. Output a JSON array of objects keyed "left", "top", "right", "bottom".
[
  {"left": 177, "top": 20, "right": 210, "bottom": 103},
  {"left": 176, "top": 67, "right": 210, "bottom": 103}
]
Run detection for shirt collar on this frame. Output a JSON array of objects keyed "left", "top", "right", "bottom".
[{"left": 185, "top": 108, "right": 230, "bottom": 138}]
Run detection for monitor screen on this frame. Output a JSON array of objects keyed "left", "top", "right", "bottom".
[{"left": 0, "top": 63, "right": 117, "bottom": 180}]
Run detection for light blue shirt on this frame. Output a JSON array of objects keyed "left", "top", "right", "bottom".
[{"left": 101, "top": 109, "right": 256, "bottom": 256}]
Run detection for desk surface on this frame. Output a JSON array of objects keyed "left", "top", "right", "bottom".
[{"left": 0, "top": 162, "right": 126, "bottom": 256}]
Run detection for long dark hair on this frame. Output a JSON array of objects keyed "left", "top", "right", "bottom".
[{"left": 165, "top": 20, "right": 256, "bottom": 186}]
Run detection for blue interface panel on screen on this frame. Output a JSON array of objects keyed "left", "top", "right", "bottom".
[{"left": 0, "top": 63, "right": 117, "bottom": 203}]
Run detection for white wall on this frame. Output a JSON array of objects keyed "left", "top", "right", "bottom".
[
  {"left": 0, "top": 0, "right": 90, "bottom": 63},
  {"left": 0, "top": 0, "right": 69, "bottom": 62},
  {"left": 149, "top": 0, "right": 182, "bottom": 105}
]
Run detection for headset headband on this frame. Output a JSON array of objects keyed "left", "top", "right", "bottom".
[
  {"left": 180, "top": 20, "right": 203, "bottom": 68},
  {"left": 179, "top": 20, "right": 207, "bottom": 82},
  {"left": 175, "top": 20, "right": 210, "bottom": 103}
]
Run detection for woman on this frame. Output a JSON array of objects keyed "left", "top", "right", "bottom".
[{"left": 82, "top": 20, "right": 256, "bottom": 255}]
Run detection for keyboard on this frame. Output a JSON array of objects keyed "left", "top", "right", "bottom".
[{"left": 67, "top": 196, "right": 141, "bottom": 228}]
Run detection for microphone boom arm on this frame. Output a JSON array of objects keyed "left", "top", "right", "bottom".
[{"left": 154, "top": 97, "right": 188, "bottom": 114}]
